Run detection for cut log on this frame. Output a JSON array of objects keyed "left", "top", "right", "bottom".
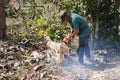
[
  {"left": 46, "top": 36, "right": 70, "bottom": 55},
  {"left": 45, "top": 36, "right": 70, "bottom": 65}
]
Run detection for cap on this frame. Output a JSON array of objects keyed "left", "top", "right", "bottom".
[{"left": 59, "top": 10, "right": 68, "bottom": 22}]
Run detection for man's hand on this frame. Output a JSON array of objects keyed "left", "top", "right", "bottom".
[
  {"left": 63, "top": 37, "right": 70, "bottom": 44},
  {"left": 63, "top": 34, "right": 72, "bottom": 44}
]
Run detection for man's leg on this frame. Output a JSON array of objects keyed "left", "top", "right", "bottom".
[
  {"left": 77, "top": 37, "right": 85, "bottom": 65},
  {"left": 84, "top": 36, "right": 95, "bottom": 63},
  {"left": 84, "top": 44, "right": 93, "bottom": 60},
  {"left": 77, "top": 48, "right": 84, "bottom": 64},
  {"left": 85, "top": 46, "right": 91, "bottom": 58}
]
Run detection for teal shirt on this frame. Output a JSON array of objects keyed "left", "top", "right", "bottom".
[{"left": 69, "top": 13, "right": 92, "bottom": 38}]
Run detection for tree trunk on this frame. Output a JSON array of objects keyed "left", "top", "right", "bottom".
[
  {"left": 46, "top": 36, "right": 70, "bottom": 65},
  {"left": 46, "top": 36, "right": 70, "bottom": 54},
  {"left": 0, "top": 0, "right": 6, "bottom": 39}
]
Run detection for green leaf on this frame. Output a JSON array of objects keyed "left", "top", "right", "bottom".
[
  {"left": 36, "top": 17, "right": 46, "bottom": 25},
  {"left": 21, "top": 33, "right": 27, "bottom": 38},
  {"left": 38, "top": 31, "right": 43, "bottom": 37}
]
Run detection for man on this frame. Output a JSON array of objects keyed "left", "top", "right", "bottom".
[{"left": 60, "top": 11, "right": 93, "bottom": 65}]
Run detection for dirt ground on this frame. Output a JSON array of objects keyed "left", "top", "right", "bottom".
[{"left": 0, "top": 39, "right": 120, "bottom": 80}]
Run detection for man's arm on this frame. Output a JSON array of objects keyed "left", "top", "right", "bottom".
[
  {"left": 67, "top": 29, "right": 79, "bottom": 40},
  {"left": 67, "top": 22, "right": 73, "bottom": 33}
]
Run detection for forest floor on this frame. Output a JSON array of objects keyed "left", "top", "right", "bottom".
[
  {"left": 0, "top": 18, "right": 119, "bottom": 80},
  {"left": 0, "top": 37, "right": 120, "bottom": 80}
]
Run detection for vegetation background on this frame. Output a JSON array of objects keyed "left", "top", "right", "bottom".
[{"left": 1, "top": 0, "right": 120, "bottom": 49}]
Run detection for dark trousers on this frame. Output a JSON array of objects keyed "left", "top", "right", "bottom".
[{"left": 77, "top": 36, "right": 91, "bottom": 64}]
